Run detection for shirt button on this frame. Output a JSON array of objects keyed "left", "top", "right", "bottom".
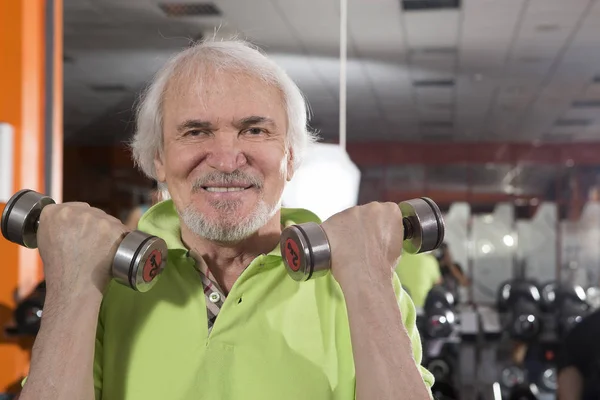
[{"left": 209, "top": 292, "right": 221, "bottom": 303}]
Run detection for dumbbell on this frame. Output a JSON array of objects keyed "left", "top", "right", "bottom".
[
  {"left": 556, "top": 284, "right": 589, "bottom": 338},
  {"left": 497, "top": 280, "right": 543, "bottom": 341},
  {"left": 281, "top": 197, "right": 445, "bottom": 281},
  {"left": 423, "top": 286, "right": 456, "bottom": 338},
  {"left": 1, "top": 189, "right": 167, "bottom": 292}
]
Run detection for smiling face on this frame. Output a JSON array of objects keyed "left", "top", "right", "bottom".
[{"left": 154, "top": 67, "right": 294, "bottom": 242}]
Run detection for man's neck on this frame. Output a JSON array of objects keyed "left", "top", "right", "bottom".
[{"left": 180, "top": 214, "right": 282, "bottom": 293}]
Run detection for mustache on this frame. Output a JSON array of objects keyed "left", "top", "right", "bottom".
[{"left": 191, "top": 170, "right": 264, "bottom": 192}]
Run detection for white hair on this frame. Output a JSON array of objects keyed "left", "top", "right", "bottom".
[{"left": 130, "top": 38, "right": 319, "bottom": 184}]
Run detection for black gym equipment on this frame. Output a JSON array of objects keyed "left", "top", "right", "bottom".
[
  {"left": 281, "top": 197, "right": 446, "bottom": 281},
  {"left": 497, "top": 280, "right": 543, "bottom": 342},
  {"left": 1, "top": 189, "right": 168, "bottom": 292},
  {"left": 555, "top": 284, "right": 589, "bottom": 339},
  {"left": 13, "top": 281, "right": 45, "bottom": 336},
  {"left": 507, "top": 383, "right": 540, "bottom": 400},
  {"left": 423, "top": 285, "right": 457, "bottom": 339}
]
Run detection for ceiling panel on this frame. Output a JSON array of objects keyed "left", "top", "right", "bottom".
[
  {"left": 211, "top": 0, "right": 302, "bottom": 53},
  {"left": 459, "top": 0, "right": 525, "bottom": 74},
  {"left": 349, "top": 0, "right": 405, "bottom": 61},
  {"left": 455, "top": 79, "right": 496, "bottom": 139},
  {"left": 270, "top": 0, "right": 340, "bottom": 55},
  {"left": 410, "top": 54, "right": 456, "bottom": 82},
  {"left": 403, "top": 10, "right": 460, "bottom": 49}
]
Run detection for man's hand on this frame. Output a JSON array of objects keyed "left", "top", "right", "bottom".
[
  {"left": 38, "top": 202, "right": 128, "bottom": 301},
  {"left": 320, "top": 202, "right": 432, "bottom": 400},
  {"left": 19, "top": 203, "right": 129, "bottom": 400},
  {"left": 321, "top": 201, "right": 404, "bottom": 289}
]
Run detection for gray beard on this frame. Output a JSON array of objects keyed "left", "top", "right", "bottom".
[{"left": 180, "top": 197, "right": 280, "bottom": 243}]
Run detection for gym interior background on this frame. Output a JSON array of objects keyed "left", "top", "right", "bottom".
[{"left": 2, "top": 0, "right": 600, "bottom": 399}]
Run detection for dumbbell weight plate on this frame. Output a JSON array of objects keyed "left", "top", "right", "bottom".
[
  {"left": 1, "top": 189, "right": 55, "bottom": 248},
  {"left": 280, "top": 222, "right": 331, "bottom": 282},
  {"left": 113, "top": 231, "right": 168, "bottom": 292},
  {"left": 399, "top": 197, "right": 445, "bottom": 254}
]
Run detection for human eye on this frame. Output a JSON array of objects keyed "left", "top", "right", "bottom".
[
  {"left": 243, "top": 127, "right": 267, "bottom": 136},
  {"left": 185, "top": 129, "right": 208, "bottom": 137}
]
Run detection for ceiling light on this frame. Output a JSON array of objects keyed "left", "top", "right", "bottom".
[
  {"left": 421, "top": 121, "right": 454, "bottom": 128},
  {"left": 413, "top": 79, "right": 455, "bottom": 88},
  {"left": 158, "top": 2, "right": 221, "bottom": 17},
  {"left": 410, "top": 47, "right": 457, "bottom": 56},
  {"left": 503, "top": 234, "right": 515, "bottom": 247},
  {"left": 401, "top": 0, "right": 461, "bottom": 11},
  {"left": 572, "top": 100, "right": 600, "bottom": 108},
  {"left": 555, "top": 118, "right": 593, "bottom": 127},
  {"left": 536, "top": 24, "right": 560, "bottom": 32},
  {"left": 89, "top": 84, "right": 128, "bottom": 93},
  {"left": 520, "top": 56, "right": 546, "bottom": 63}
]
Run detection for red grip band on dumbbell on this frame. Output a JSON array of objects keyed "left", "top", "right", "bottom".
[
  {"left": 284, "top": 238, "right": 301, "bottom": 272},
  {"left": 143, "top": 249, "right": 163, "bottom": 283}
]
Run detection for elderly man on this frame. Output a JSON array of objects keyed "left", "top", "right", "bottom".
[{"left": 18, "top": 39, "right": 433, "bottom": 400}]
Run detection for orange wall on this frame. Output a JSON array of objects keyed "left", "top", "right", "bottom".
[{"left": 0, "top": 0, "right": 62, "bottom": 392}]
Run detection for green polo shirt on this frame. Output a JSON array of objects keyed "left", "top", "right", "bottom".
[
  {"left": 87, "top": 200, "right": 433, "bottom": 398},
  {"left": 395, "top": 253, "right": 441, "bottom": 309}
]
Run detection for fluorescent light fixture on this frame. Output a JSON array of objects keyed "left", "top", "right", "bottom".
[{"left": 282, "top": 143, "right": 361, "bottom": 221}]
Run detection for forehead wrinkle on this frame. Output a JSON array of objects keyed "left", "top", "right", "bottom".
[{"left": 163, "top": 63, "right": 288, "bottom": 135}]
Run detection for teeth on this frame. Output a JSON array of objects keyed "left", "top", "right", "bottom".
[{"left": 205, "top": 187, "right": 246, "bottom": 192}]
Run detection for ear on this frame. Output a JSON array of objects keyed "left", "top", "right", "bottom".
[
  {"left": 285, "top": 147, "right": 294, "bottom": 182},
  {"left": 154, "top": 150, "right": 167, "bottom": 183}
]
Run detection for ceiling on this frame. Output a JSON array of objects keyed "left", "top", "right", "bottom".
[{"left": 62, "top": 0, "right": 600, "bottom": 202}]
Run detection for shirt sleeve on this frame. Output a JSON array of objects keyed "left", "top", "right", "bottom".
[{"left": 393, "top": 273, "right": 435, "bottom": 398}]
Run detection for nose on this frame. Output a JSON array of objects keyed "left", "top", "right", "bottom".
[{"left": 205, "top": 132, "right": 247, "bottom": 173}]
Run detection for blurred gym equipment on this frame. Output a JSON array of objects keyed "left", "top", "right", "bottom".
[
  {"left": 6, "top": 281, "right": 45, "bottom": 336},
  {"left": 555, "top": 284, "right": 590, "bottom": 339},
  {"left": 497, "top": 280, "right": 543, "bottom": 342},
  {"left": 423, "top": 285, "right": 457, "bottom": 339}
]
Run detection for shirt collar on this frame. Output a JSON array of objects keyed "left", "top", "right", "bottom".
[{"left": 138, "top": 200, "right": 322, "bottom": 265}]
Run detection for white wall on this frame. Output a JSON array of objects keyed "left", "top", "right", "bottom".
[
  {"left": 516, "top": 203, "right": 557, "bottom": 283},
  {"left": 471, "top": 203, "right": 515, "bottom": 304}
]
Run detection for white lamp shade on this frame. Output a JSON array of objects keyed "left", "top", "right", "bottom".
[{"left": 282, "top": 143, "right": 361, "bottom": 221}]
